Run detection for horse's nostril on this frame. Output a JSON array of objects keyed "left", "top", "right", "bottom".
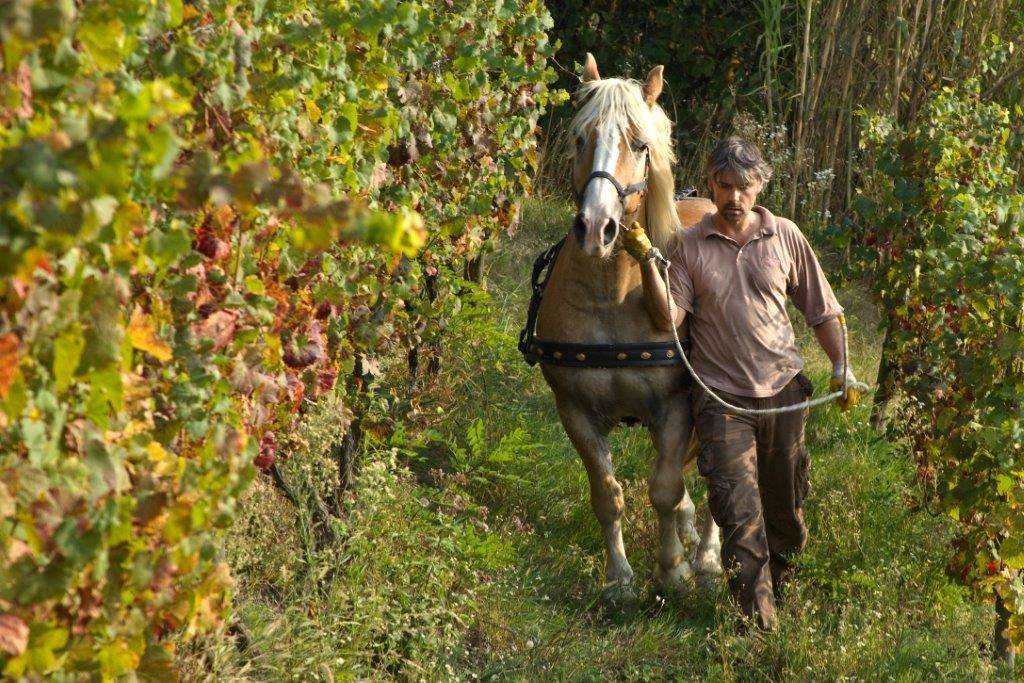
[
  {"left": 573, "top": 213, "right": 587, "bottom": 243},
  {"left": 602, "top": 218, "right": 618, "bottom": 246}
]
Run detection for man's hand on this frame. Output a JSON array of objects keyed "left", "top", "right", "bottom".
[
  {"left": 829, "top": 362, "right": 870, "bottom": 411},
  {"left": 622, "top": 222, "right": 654, "bottom": 262}
]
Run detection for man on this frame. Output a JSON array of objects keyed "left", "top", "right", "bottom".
[{"left": 623, "top": 136, "right": 866, "bottom": 629}]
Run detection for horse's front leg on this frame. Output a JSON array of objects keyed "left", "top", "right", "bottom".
[
  {"left": 556, "top": 401, "right": 634, "bottom": 603},
  {"left": 681, "top": 431, "right": 724, "bottom": 586},
  {"left": 692, "top": 509, "right": 723, "bottom": 589},
  {"left": 676, "top": 487, "right": 701, "bottom": 552},
  {"left": 648, "top": 403, "right": 695, "bottom": 593}
]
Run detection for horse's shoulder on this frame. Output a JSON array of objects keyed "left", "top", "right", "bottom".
[
  {"left": 668, "top": 198, "right": 713, "bottom": 250},
  {"left": 674, "top": 197, "right": 714, "bottom": 227}
]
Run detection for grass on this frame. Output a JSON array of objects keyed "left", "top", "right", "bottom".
[{"left": 181, "top": 197, "right": 1012, "bottom": 680}]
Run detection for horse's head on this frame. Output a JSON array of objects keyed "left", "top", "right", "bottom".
[{"left": 569, "top": 53, "right": 679, "bottom": 259}]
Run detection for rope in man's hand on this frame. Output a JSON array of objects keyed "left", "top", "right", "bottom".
[{"left": 622, "top": 221, "right": 871, "bottom": 415}]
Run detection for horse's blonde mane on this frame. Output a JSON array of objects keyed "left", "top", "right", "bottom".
[{"left": 569, "top": 78, "right": 681, "bottom": 249}]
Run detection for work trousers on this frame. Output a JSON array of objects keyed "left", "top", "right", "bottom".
[{"left": 690, "top": 373, "right": 813, "bottom": 629}]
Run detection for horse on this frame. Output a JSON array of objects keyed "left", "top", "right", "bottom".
[{"left": 529, "top": 54, "right": 722, "bottom": 601}]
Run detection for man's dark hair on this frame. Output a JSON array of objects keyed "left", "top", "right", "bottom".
[{"left": 705, "top": 136, "right": 773, "bottom": 188}]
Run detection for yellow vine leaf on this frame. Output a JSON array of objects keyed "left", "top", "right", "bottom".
[
  {"left": 128, "top": 308, "right": 172, "bottom": 362},
  {"left": 304, "top": 97, "right": 321, "bottom": 123}
]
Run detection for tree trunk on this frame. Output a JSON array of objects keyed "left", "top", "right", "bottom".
[
  {"left": 996, "top": 591, "right": 1016, "bottom": 667},
  {"left": 334, "top": 419, "right": 362, "bottom": 500},
  {"left": 464, "top": 253, "right": 485, "bottom": 284},
  {"left": 870, "top": 320, "right": 897, "bottom": 430}
]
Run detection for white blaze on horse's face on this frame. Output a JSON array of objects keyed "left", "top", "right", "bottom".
[{"left": 576, "top": 125, "right": 627, "bottom": 257}]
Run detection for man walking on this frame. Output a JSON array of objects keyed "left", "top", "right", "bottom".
[{"left": 624, "top": 136, "right": 866, "bottom": 629}]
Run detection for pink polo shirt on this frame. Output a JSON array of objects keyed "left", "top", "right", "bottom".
[{"left": 665, "top": 206, "right": 843, "bottom": 398}]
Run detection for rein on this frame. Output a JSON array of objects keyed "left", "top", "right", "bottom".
[
  {"left": 517, "top": 204, "right": 864, "bottom": 414},
  {"left": 649, "top": 253, "right": 855, "bottom": 415}
]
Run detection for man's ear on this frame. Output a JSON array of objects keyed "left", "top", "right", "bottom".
[
  {"left": 582, "top": 52, "right": 600, "bottom": 82},
  {"left": 643, "top": 65, "right": 664, "bottom": 105}
]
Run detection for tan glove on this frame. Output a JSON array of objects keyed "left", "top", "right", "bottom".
[
  {"left": 622, "top": 222, "right": 654, "bottom": 262},
  {"left": 830, "top": 363, "right": 870, "bottom": 411}
]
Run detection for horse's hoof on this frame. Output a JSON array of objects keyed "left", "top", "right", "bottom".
[
  {"left": 694, "top": 570, "right": 722, "bottom": 594},
  {"left": 653, "top": 560, "right": 694, "bottom": 595},
  {"left": 601, "top": 580, "right": 638, "bottom": 610}
]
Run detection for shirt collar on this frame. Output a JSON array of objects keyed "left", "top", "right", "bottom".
[{"left": 700, "top": 205, "right": 777, "bottom": 240}]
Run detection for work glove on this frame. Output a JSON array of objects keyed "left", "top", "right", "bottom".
[
  {"left": 622, "top": 222, "right": 657, "bottom": 262},
  {"left": 829, "top": 362, "right": 870, "bottom": 411}
]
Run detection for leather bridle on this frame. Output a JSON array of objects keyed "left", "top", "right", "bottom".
[
  {"left": 574, "top": 170, "right": 647, "bottom": 206},
  {"left": 574, "top": 147, "right": 650, "bottom": 219}
]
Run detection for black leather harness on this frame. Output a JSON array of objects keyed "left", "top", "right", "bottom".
[{"left": 517, "top": 234, "right": 691, "bottom": 369}]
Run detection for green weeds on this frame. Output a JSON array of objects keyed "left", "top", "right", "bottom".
[{"left": 188, "top": 198, "right": 1007, "bottom": 680}]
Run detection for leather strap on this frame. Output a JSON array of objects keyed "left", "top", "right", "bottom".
[
  {"left": 526, "top": 339, "right": 691, "bottom": 369},
  {"left": 576, "top": 170, "right": 647, "bottom": 204},
  {"left": 518, "top": 237, "right": 566, "bottom": 364}
]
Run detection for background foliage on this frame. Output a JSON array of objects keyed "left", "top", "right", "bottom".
[
  {"left": 0, "top": 0, "right": 557, "bottom": 677},
  {"left": 854, "top": 42, "right": 1024, "bottom": 648},
  {"left": 542, "top": 0, "right": 1024, "bottom": 221}
]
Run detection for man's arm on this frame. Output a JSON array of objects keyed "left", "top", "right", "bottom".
[
  {"left": 622, "top": 223, "right": 687, "bottom": 332},
  {"left": 784, "top": 221, "right": 867, "bottom": 409},
  {"left": 639, "top": 258, "right": 685, "bottom": 331},
  {"left": 813, "top": 316, "right": 844, "bottom": 367}
]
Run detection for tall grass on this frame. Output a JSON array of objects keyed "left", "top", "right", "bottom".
[
  {"left": 539, "top": 0, "right": 1024, "bottom": 221},
  {"left": 756, "top": 0, "right": 1024, "bottom": 221}
]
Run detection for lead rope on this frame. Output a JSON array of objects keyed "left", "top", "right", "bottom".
[{"left": 652, "top": 252, "right": 855, "bottom": 415}]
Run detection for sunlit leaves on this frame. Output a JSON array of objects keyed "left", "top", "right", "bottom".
[
  {"left": 0, "top": 334, "right": 19, "bottom": 399},
  {"left": 855, "top": 52, "right": 1024, "bottom": 644},
  {"left": 127, "top": 308, "right": 171, "bottom": 362},
  {"left": 0, "top": 0, "right": 557, "bottom": 675}
]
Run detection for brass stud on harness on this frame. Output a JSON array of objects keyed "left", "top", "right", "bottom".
[
  {"left": 576, "top": 353, "right": 587, "bottom": 361},
  {"left": 617, "top": 352, "right": 627, "bottom": 361},
  {"left": 666, "top": 350, "right": 675, "bottom": 358},
  {"left": 536, "top": 348, "right": 544, "bottom": 356},
  {"left": 641, "top": 351, "right": 652, "bottom": 360},
  {"left": 553, "top": 351, "right": 562, "bottom": 360}
]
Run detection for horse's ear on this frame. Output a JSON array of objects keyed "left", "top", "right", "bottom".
[
  {"left": 643, "top": 65, "right": 664, "bottom": 105},
  {"left": 582, "top": 53, "right": 600, "bottom": 82}
]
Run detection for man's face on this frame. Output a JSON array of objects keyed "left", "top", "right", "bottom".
[{"left": 709, "top": 169, "right": 763, "bottom": 225}]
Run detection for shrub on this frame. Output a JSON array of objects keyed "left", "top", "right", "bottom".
[
  {"left": 0, "top": 0, "right": 558, "bottom": 676},
  {"left": 854, "top": 40, "right": 1024, "bottom": 650}
]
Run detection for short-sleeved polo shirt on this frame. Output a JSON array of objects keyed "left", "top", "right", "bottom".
[{"left": 665, "top": 205, "right": 843, "bottom": 398}]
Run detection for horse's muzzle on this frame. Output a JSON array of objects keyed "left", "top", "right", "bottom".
[{"left": 573, "top": 212, "right": 618, "bottom": 250}]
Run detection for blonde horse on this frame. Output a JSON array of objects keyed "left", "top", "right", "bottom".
[{"left": 531, "top": 55, "right": 722, "bottom": 600}]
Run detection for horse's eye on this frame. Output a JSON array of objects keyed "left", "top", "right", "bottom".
[
  {"left": 632, "top": 140, "right": 649, "bottom": 153},
  {"left": 576, "top": 135, "right": 586, "bottom": 148}
]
